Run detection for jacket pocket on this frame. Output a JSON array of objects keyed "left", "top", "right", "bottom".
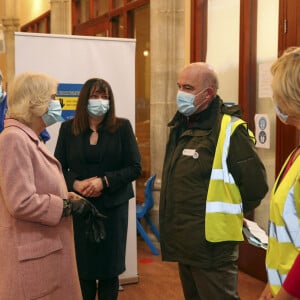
[{"left": 18, "top": 237, "right": 63, "bottom": 299}]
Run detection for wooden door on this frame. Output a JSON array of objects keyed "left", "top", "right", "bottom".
[{"left": 276, "top": 0, "right": 300, "bottom": 175}]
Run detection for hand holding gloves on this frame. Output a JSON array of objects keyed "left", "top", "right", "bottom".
[{"left": 62, "top": 197, "right": 106, "bottom": 243}]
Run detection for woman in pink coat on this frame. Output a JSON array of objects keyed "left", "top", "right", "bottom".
[{"left": 0, "top": 72, "right": 104, "bottom": 300}]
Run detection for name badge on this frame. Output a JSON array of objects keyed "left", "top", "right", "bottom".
[{"left": 182, "top": 149, "right": 199, "bottom": 159}]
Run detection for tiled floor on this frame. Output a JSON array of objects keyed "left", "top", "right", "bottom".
[{"left": 118, "top": 237, "right": 266, "bottom": 300}]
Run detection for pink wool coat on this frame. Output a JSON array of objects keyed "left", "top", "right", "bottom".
[{"left": 0, "top": 119, "right": 82, "bottom": 300}]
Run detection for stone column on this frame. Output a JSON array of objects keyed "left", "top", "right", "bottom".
[
  {"left": 150, "top": 0, "right": 186, "bottom": 235},
  {"left": 2, "top": 17, "right": 19, "bottom": 87},
  {"left": 50, "top": 0, "right": 71, "bottom": 34},
  {"left": 1, "top": 0, "right": 20, "bottom": 86}
]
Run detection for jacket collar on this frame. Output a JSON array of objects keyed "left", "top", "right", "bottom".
[
  {"left": 4, "top": 118, "right": 41, "bottom": 144},
  {"left": 4, "top": 118, "right": 61, "bottom": 168}
]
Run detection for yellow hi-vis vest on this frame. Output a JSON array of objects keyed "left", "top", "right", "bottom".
[
  {"left": 266, "top": 151, "right": 300, "bottom": 296},
  {"left": 205, "top": 114, "right": 252, "bottom": 242}
]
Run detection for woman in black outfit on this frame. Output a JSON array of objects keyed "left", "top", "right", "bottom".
[{"left": 54, "top": 78, "right": 142, "bottom": 300}]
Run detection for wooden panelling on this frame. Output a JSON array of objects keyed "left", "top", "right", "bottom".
[
  {"left": 238, "top": 241, "right": 268, "bottom": 282},
  {"left": 238, "top": 0, "right": 257, "bottom": 131},
  {"left": 190, "top": 0, "right": 208, "bottom": 62}
]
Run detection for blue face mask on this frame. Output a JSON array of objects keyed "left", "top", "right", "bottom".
[
  {"left": 274, "top": 105, "right": 289, "bottom": 124},
  {"left": 42, "top": 100, "right": 64, "bottom": 127},
  {"left": 0, "top": 84, "right": 4, "bottom": 102},
  {"left": 176, "top": 89, "right": 207, "bottom": 116},
  {"left": 87, "top": 99, "right": 110, "bottom": 118}
]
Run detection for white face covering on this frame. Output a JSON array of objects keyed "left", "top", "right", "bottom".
[
  {"left": 87, "top": 99, "right": 110, "bottom": 118},
  {"left": 274, "top": 105, "right": 289, "bottom": 124},
  {"left": 176, "top": 89, "right": 207, "bottom": 116},
  {"left": 42, "top": 100, "right": 64, "bottom": 127}
]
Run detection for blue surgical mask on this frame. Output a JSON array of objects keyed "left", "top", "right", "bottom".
[
  {"left": 0, "top": 84, "right": 4, "bottom": 102},
  {"left": 176, "top": 89, "right": 207, "bottom": 116},
  {"left": 42, "top": 100, "right": 64, "bottom": 127},
  {"left": 274, "top": 105, "right": 289, "bottom": 124},
  {"left": 87, "top": 99, "right": 110, "bottom": 118}
]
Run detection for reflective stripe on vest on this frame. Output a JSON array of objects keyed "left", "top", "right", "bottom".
[
  {"left": 205, "top": 114, "right": 249, "bottom": 242},
  {"left": 269, "top": 187, "right": 300, "bottom": 246},
  {"left": 267, "top": 268, "right": 286, "bottom": 288},
  {"left": 206, "top": 202, "right": 242, "bottom": 214},
  {"left": 266, "top": 153, "right": 300, "bottom": 296},
  {"left": 210, "top": 169, "right": 235, "bottom": 183},
  {"left": 282, "top": 185, "right": 300, "bottom": 247},
  {"left": 269, "top": 221, "right": 291, "bottom": 243}
]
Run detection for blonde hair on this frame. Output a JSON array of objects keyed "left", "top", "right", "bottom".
[
  {"left": 271, "top": 47, "right": 300, "bottom": 115},
  {"left": 7, "top": 72, "right": 58, "bottom": 125}
]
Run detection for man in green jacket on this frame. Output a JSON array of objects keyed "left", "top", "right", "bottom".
[{"left": 159, "top": 62, "right": 268, "bottom": 300}]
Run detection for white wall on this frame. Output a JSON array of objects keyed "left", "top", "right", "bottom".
[{"left": 206, "top": 0, "right": 240, "bottom": 103}]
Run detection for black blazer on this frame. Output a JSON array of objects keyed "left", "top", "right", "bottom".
[{"left": 54, "top": 117, "right": 142, "bottom": 209}]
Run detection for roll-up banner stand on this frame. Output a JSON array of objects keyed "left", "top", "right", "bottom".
[{"left": 15, "top": 32, "right": 138, "bottom": 284}]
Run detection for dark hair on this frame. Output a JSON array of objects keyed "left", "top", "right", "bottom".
[{"left": 72, "top": 78, "right": 118, "bottom": 135}]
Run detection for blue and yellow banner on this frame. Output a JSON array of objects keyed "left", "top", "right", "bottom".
[{"left": 56, "top": 83, "right": 83, "bottom": 120}]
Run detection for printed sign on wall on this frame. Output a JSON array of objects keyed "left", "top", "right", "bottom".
[
  {"left": 254, "top": 114, "right": 270, "bottom": 149},
  {"left": 57, "top": 83, "right": 82, "bottom": 120}
]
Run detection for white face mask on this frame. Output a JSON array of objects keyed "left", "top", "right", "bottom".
[
  {"left": 87, "top": 99, "right": 110, "bottom": 118},
  {"left": 42, "top": 100, "right": 64, "bottom": 127},
  {"left": 274, "top": 105, "right": 289, "bottom": 124},
  {"left": 176, "top": 89, "right": 207, "bottom": 116}
]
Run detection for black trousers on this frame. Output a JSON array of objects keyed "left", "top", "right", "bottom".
[
  {"left": 79, "top": 277, "right": 119, "bottom": 300},
  {"left": 178, "top": 262, "right": 240, "bottom": 300}
]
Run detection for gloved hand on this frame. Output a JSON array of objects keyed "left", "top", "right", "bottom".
[{"left": 63, "top": 198, "right": 106, "bottom": 243}]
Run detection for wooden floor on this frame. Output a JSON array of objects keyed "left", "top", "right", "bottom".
[{"left": 118, "top": 237, "right": 266, "bottom": 300}]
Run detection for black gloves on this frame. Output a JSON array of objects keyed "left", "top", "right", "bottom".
[{"left": 63, "top": 198, "right": 106, "bottom": 243}]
